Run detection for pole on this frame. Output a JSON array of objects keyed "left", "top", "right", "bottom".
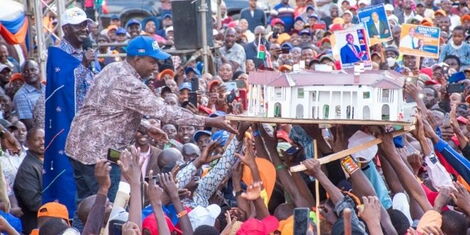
[
  {"left": 313, "top": 139, "right": 320, "bottom": 235},
  {"left": 34, "top": 0, "right": 47, "bottom": 81},
  {"left": 57, "top": 0, "right": 66, "bottom": 38},
  {"left": 199, "top": 0, "right": 209, "bottom": 74}
]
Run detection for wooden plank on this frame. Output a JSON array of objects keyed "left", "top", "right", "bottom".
[
  {"left": 289, "top": 128, "right": 413, "bottom": 172},
  {"left": 226, "top": 115, "right": 413, "bottom": 127}
]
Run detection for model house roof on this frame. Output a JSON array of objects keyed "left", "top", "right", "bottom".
[{"left": 248, "top": 70, "right": 405, "bottom": 89}]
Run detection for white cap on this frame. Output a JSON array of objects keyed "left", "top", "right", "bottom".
[
  {"left": 62, "top": 7, "right": 91, "bottom": 26},
  {"left": 343, "top": 10, "right": 353, "bottom": 16},
  {"left": 165, "top": 26, "right": 174, "bottom": 35},
  {"left": 358, "top": 0, "right": 370, "bottom": 5},
  {"left": 384, "top": 4, "right": 394, "bottom": 11},
  {"left": 188, "top": 204, "right": 221, "bottom": 229},
  {"left": 347, "top": 130, "right": 378, "bottom": 163}
]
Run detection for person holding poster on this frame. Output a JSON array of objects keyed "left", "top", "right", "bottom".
[
  {"left": 340, "top": 33, "right": 366, "bottom": 64},
  {"left": 358, "top": 4, "right": 392, "bottom": 45},
  {"left": 400, "top": 27, "right": 420, "bottom": 49},
  {"left": 367, "top": 12, "right": 390, "bottom": 39}
]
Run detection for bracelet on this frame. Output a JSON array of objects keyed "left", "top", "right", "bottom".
[
  {"left": 276, "top": 164, "right": 285, "bottom": 170},
  {"left": 253, "top": 130, "right": 260, "bottom": 137},
  {"left": 177, "top": 210, "right": 188, "bottom": 218}
]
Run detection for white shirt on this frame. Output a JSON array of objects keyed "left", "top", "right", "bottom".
[
  {"left": 400, "top": 35, "right": 420, "bottom": 49},
  {"left": 0, "top": 151, "right": 26, "bottom": 196}
]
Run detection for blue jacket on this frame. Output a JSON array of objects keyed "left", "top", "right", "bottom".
[
  {"left": 240, "top": 7, "right": 266, "bottom": 32},
  {"left": 271, "top": 3, "right": 295, "bottom": 31},
  {"left": 340, "top": 44, "right": 362, "bottom": 64},
  {"left": 244, "top": 41, "right": 270, "bottom": 68}
]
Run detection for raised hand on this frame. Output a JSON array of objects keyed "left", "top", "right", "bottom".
[
  {"left": 118, "top": 146, "right": 143, "bottom": 185},
  {"left": 302, "top": 158, "right": 321, "bottom": 177},
  {"left": 146, "top": 170, "right": 165, "bottom": 207},
  {"left": 122, "top": 221, "right": 142, "bottom": 235},
  {"left": 241, "top": 181, "right": 263, "bottom": 201},
  {"left": 451, "top": 181, "right": 470, "bottom": 214},
  {"left": 143, "top": 119, "right": 169, "bottom": 144},
  {"left": 358, "top": 196, "right": 381, "bottom": 225},
  {"left": 95, "top": 160, "right": 111, "bottom": 195},
  {"left": 158, "top": 173, "right": 179, "bottom": 200}
]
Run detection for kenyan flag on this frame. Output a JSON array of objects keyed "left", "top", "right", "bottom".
[{"left": 257, "top": 44, "right": 266, "bottom": 60}]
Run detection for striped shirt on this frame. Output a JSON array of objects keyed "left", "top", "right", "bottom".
[{"left": 13, "top": 84, "right": 45, "bottom": 119}]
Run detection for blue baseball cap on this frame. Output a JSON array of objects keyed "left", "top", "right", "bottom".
[
  {"left": 185, "top": 67, "right": 200, "bottom": 76},
  {"left": 126, "top": 19, "right": 141, "bottom": 28},
  {"left": 281, "top": 42, "right": 293, "bottom": 52},
  {"left": 294, "top": 16, "right": 305, "bottom": 23},
  {"left": 163, "top": 13, "right": 172, "bottom": 19},
  {"left": 209, "top": 111, "right": 226, "bottom": 118},
  {"left": 193, "top": 130, "right": 212, "bottom": 142},
  {"left": 111, "top": 14, "right": 120, "bottom": 20},
  {"left": 300, "top": 29, "right": 311, "bottom": 36},
  {"left": 308, "top": 14, "right": 319, "bottom": 20},
  {"left": 212, "top": 130, "right": 230, "bottom": 146},
  {"left": 116, "top": 27, "right": 127, "bottom": 35},
  {"left": 179, "top": 82, "right": 192, "bottom": 91},
  {"left": 306, "top": 5, "right": 315, "bottom": 11},
  {"left": 127, "top": 36, "right": 170, "bottom": 60}
]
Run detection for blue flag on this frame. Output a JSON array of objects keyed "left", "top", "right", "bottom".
[{"left": 42, "top": 47, "right": 79, "bottom": 216}]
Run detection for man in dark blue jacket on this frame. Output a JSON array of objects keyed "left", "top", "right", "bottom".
[
  {"left": 240, "top": 0, "right": 266, "bottom": 32},
  {"left": 244, "top": 26, "right": 270, "bottom": 68}
]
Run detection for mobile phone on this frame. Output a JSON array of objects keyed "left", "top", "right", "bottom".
[
  {"left": 107, "top": 148, "right": 121, "bottom": 163},
  {"left": 109, "top": 220, "right": 125, "bottom": 235},
  {"left": 224, "top": 82, "right": 238, "bottom": 93},
  {"left": 238, "top": 89, "right": 248, "bottom": 110},
  {"left": 226, "top": 90, "right": 237, "bottom": 103},
  {"left": 191, "top": 77, "right": 199, "bottom": 91},
  {"left": 189, "top": 92, "right": 198, "bottom": 107},
  {"left": 285, "top": 146, "right": 300, "bottom": 155},
  {"left": 294, "top": 208, "right": 310, "bottom": 235},
  {"left": 235, "top": 80, "right": 246, "bottom": 88},
  {"left": 447, "top": 83, "right": 465, "bottom": 93}
]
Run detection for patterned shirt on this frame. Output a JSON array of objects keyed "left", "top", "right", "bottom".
[
  {"left": 13, "top": 84, "right": 45, "bottom": 119},
  {"left": 0, "top": 151, "right": 26, "bottom": 196},
  {"left": 57, "top": 40, "right": 95, "bottom": 111},
  {"left": 178, "top": 137, "right": 242, "bottom": 207},
  {"left": 65, "top": 61, "right": 206, "bottom": 165},
  {"left": 219, "top": 43, "right": 246, "bottom": 72}
]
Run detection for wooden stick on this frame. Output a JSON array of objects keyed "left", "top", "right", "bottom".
[
  {"left": 314, "top": 139, "right": 321, "bottom": 235},
  {"left": 290, "top": 128, "right": 413, "bottom": 172},
  {"left": 343, "top": 208, "right": 352, "bottom": 235},
  {"left": 226, "top": 115, "right": 413, "bottom": 127}
]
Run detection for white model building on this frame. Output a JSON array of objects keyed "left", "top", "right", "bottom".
[{"left": 247, "top": 70, "right": 409, "bottom": 121}]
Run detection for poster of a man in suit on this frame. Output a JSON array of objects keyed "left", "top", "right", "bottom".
[
  {"left": 358, "top": 4, "right": 392, "bottom": 45},
  {"left": 333, "top": 25, "right": 372, "bottom": 69}
]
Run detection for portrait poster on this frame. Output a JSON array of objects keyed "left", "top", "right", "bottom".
[
  {"left": 358, "top": 4, "right": 392, "bottom": 45},
  {"left": 333, "top": 25, "right": 372, "bottom": 70},
  {"left": 399, "top": 24, "right": 441, "bottom": 59}
]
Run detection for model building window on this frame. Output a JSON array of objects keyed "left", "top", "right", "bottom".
[
  {"left": 363, "top": 91, "right": 370, "bottom": 99},
  {"left": 335, "top": 105, "right": 341, "bottom": 118},
  {"left": 363, "top": 106, "right": 370, "bottom": 119},
  {"left": 275, "top": 87, "right": 282, "bottom": 99},
  {"left": 382, "top": 89, "right": 390, "bottom": 103},
  {"left": 323, "top": 105, "right": 329, "bottom": 119},
  {"left": 346, "top": 106, "right": 354, "bottom": 119},
  {"left": 381, "top": 104, "right": 390, "bottom": 120},
  {"left": 312, "top": 106, "right": 316, "bottom": 118},
  {"left": 297, "top": 88, "right": 304, "bottom": 98},
  {"left": 296, "top": 104, "right": 304, "bottom": 118},
  {"left": 311, "top": 91, "right": 317, "bottom": 101},
  {"left": 274, "top": 102, "right": 282, "bottom": 117}
]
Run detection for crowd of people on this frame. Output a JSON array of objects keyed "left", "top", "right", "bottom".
[{"left": 0, "top": 0, "right": 469, "bottom": 234}]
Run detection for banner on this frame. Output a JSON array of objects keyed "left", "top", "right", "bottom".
[
  {"left": 358, "top": 4, "right": 392, "bottom": 45},
  {"left": 333, "top": 25, "right": 372, "bottom": 69},
  {"left": 399, "top": 24, "right": 441, "bottom": 59}
]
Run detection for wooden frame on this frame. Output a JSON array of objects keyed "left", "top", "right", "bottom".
[{"left": 226, "top": 115, "right": 413, "bottom": 128}]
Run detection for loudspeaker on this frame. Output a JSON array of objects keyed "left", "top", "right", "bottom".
[{"left": 172, "top": 0, "right": 214, "bottom": 50}]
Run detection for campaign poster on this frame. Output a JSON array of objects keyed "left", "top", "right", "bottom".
[
  {"left": 399, "top": 24, "right": 441, "bottom": 59},
  {"left": 358, "top": 4, "right": 392, "bottom": 45},
  {"left": 333, "top": 25, "right": 372, "bottom": 70}
]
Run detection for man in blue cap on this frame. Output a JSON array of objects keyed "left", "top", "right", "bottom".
[
  {"left": 65, "top": 36, "right": 237, "bottom": 202},
  {"left": 126, "top": 19, "right": 142, "bottom": 39},
  {"left": 110, "top": 14, "right": 121, "bottom": 27}
]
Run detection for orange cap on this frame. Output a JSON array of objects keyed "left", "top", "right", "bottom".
[
  {"left": 9, "top": 73, "right": 23, "bottom": 82},
  {"left": 434, "top": 9, "right": 446, "bottom": 17},
  {"left": 107, "top": 25, "right": 118, "bottom": 31},
  {"left": 37, "top": 202, "right": 69, "bottom": 223},
  {"left": 279, "top": 65, "right": 292, "bottom": 73},
  {"left": 462, "top": 14, "right": 470, "bottom": 22},
  {"left": 158, "top": 69, "right": 175, "bottom": 80}
]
